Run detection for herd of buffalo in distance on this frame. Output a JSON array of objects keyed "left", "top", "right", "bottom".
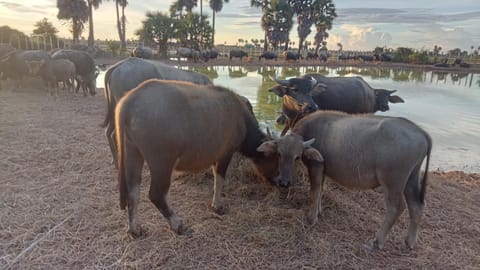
[
  {"left": 132, "top": 45, "right": 394, "bottom": 63},
  {"left": 0, "top": 45, "right": 432, "bottom": 251}
]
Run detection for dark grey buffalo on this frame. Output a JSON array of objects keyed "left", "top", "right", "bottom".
[
  {"left": 257, "top": 110, "right": 432, "bottom": 250},
  {"left": 269, "top": 77, "right": 322, "bottom": 134},
  {"left": 357, "top": 54, "right": 374, "bottom": 62},
  {"left": 284, "top": 51, "right": 302, "bottom": 61},
  {"left": 259, "top": 51, "right": 278, "bottom": 61},
  {"left": 103, "top": 57, "right": 212, "bottom": 166},
  {"left": 306, "top": 51, "right": 328, "bottom": 62},
  {"left": 229, "top": 49, "right": 248, "bottom": 60},
  {"left": 115, "top": 79, "right": 279, "bottom": 235},
  {"left": 51, "top": 49, "right": 97, "bottom": 96},
  {"left": 303, "top": 73, "right": 404, "bottom": 113},
  {"left": 131, "top": 46, "right": 153, "bottom": 59},
  {"left": 0, "top": 50, "right": 51, "bottom": 89},
  {"left": 271, "top": 74, "right": 404, "bottom": 131},
  {"left": 374, "top": 53, "right": 393, "bottom": 62},
  {"left": 176, "top": 47, "right": 200, "bottom": 62},
  {"left": 200, "top": 49, "right": 219, "bottom": 62},
  {"left": 306, "top": 52, "right": 318, "bottom": 60},
  {"left": 26, "top": 58, "right": 76, "bottom": 96}
]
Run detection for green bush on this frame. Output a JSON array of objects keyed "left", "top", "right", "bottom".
[{"left": 106, "top": 40, "right": 120, "bottom": 56}]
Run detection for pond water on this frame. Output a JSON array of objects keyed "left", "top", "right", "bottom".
[{"left": 98, "top": 65, "right": 480, "bottom": 173}]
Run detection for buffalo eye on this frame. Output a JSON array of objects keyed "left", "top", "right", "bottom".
[{"left": 295, "top": 156, "right": 300, "bottom": 161}]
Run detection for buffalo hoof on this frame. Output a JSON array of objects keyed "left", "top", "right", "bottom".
[
  {"left": 211, "top": 205, "right": 226, "bottom": 215},
  {"left": 169, "top": 215, "right": 188, "bottom": 235},
  {"left": 127, "top": 225, "right": 144, "bottom": 238},
  {"left": 172, "top": 223, "right": 191, "bottom": 235},
  {"left": 306, "top": 210, "right": 318, "bottom": 225},
  {"left": 362, "top": 239, "right": 383, "bottom": 251},
  {"left": 405, "top": 237, "right": 417, "bottom": 250}
]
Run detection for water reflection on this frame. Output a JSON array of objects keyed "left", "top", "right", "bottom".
[
  {"left": 208, "top": 66, "right": 480, "bottom": 173},
  {"left": 96, "top": 65, "right": 479, "bottom": 173}
]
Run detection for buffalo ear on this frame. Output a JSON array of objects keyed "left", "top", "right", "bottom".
[
  {"left": 303, "top": 147, "right": 323, "bottom": 163},
  {"left": 269, "top": 85, "right": 287, "bottom": 97},
  {"left": 257, "top": 140, "right": 278, "bottom": 156},
  {"left": 388, "top": 95, "right": 404, "bottom": 103}
]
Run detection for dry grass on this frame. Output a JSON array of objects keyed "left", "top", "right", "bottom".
[{"left": 1, "top": 82, "right": 479, "bottom": 270}]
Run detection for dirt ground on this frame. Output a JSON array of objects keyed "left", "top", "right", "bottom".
[{"left": 0, "top": 79, "right": 479, "bottom": 270}]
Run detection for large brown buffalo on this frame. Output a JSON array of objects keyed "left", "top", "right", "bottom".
[
  {"left": 103, "top": 57, "right": 212, "bottom": 166},
  {"left": 115, "top": 79, "right": 278, "bottom": 236},
  {"left": 257, "top": 110, "right": 432, "bottom": 250}
]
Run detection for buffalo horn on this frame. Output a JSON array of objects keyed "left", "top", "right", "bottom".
[
  {"left": 266, "top": 127, "right": 280, "bottom": 142},
  {"left": 303, "top": 138, "right": 316, "bottom": 147},
  {"left": 270, "top": 76, "right": 289, "bottom": 86}
]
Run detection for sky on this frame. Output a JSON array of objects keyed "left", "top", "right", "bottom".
[{"left": 0, "top": 0, "right": 479, "bottom": 52}]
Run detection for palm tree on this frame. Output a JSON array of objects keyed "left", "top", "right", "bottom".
[
  {"left": 262, "top": 0, "right": 293, "bottom": 51},
  {"left": 289, "top": 0, "right": 337, "bottom": 54},
  {"left": 337, "top": 42, "right": 342, "bottom": 52},
  {"left": 209, "top": 0, "right": 229, "bottom": 47},
  {"left": 57, "top": 0, "right": 89, "bottom": 44},
  {"left": 135, "top": 11, "right": 176, "bottom": 57},
  {"left": 171, "top": 0, "right": 198, "bottom": 17},
  {"left": 251, "top": 0, "right": 271, "bottom": 51},
  {"left": 86, "top": 0, "right": 103, "bottom": 48},
  {"left": 114, "top": 0, "right": 127, "bottom": 50}
]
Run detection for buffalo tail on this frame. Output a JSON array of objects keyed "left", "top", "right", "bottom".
[
  {"left": 419, "top": 135, "right": 432, "bottom": 204},
  {"left": 116, "top": 107, "right": 128, "bottom": 210}
]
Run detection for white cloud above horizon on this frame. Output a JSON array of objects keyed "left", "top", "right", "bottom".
[{"left": 0, "top": 0, "right": 479, "bottom": 52}]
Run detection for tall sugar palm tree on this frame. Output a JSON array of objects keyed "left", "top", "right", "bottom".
[
  {"left": 289, "top": 0, "right": 337, "bottom": 54},
  {"left": 262, "top": 0, "right": 293, "bottom": 51},
  {"left": 87, "top": 0, "right": 103, "bottom": 48},
  {"left": 209, "top": 0, "right": 229, "bottom": 46},
  {"left": 57, "top": 0, "right": 89, "bottom": 44},
  {"left": 113, "top": 0, "right": 127, "bottom": 50},
  {"left": 250, "top": 0, "right": 271, "bottom": 51}
]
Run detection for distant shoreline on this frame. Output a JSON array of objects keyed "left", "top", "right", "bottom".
[{"left": 95, "top": 56, "right": 480, "bottom": 74}]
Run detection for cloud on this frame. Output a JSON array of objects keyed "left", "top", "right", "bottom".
[
  {"left": 0, "top": 1, "right": 46, "bottom": 14},
  {"left": 327, "top": 25, "right": 392, "bottom": 51},
  {"left": 336, "top": 8, "right": 480, "bottom": 25}
]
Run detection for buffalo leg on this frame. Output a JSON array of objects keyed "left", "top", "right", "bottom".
[
  {"left": 75, "top": 77, "right": 82, "bottom": 93},
  {"left": 305, "top": 161, "right": 325, "bottom": 225},
  {"left": 148, "top": 159, "right": 186, "bottom": 234},
  {"left": 367, "top": 180, "right": 406, "bottom": 250},
  {"left": 124, "top": 141, "right": 144, "bottom": 237},
  {"left": 106, "top": 125, "right": 117, "bottom": 167},
  {"left": 211, "top": 154, "right": 233, "bottom": 214},
  {"left": 404, "top": 164, "right": 424, "bottom": 249}
]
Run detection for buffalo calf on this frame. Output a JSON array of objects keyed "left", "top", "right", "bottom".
[{"left": 257, "top": 111, "right": 431, "bottom": 250}]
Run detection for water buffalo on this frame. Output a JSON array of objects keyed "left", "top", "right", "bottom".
[
  {"left": 51, "top": 49, "right": 97, "bottom": 96},
  {"left": 306, "top": 52, "right": 318, "bottom": 60},
  {"left": 271, "top": 74, "right": 404, "bottom": 132},
  {"left": 0, "top": 50, "right": 51, "bottom": 89},
  {"left": 176, "top": 47, "right": 200, "bottom": 62},
  {"left": 26, "top": 58, "right": 76, "bottom": 96},
  {"left": 268, "top": 77, "right": 322, "bottom": 134},
  {"left": 115, "top": 79, "right": 279, "bottom": 235},
  {"left": 257, "top": 110, "right": 432, "bottom": 250},
  {"left": 229, "top": 49, "right": 248, "bottom": 60},
  {"left": 284, "top": 51, "right": 302, "bottom": 61},
  {"left": 259, "top": 51, "right": 278, "bottom": 61},
  {"left": 200, "top": 49, "right": 219, "bottom": 62},
  {"left": 131, "top": 46, "right": 153, "bottom": 59},
  {"left": 103, "top": 57, "right": 212, "bottom": 166},
  {"left": 374, "top": 53, "right": 393, "bottom": 62},
  {"left": 357, "top": 54, "right": 374, "bottom": 62}
]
